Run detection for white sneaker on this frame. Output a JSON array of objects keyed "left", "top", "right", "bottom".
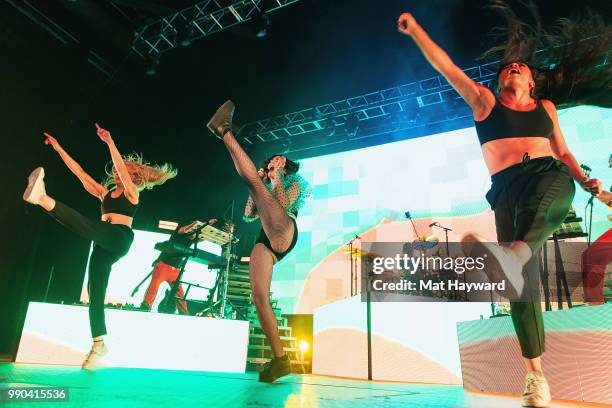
[
  {"left": 23, "top": 167, "right": 46, "bottom": 205},
  {"left": 521, "top": 371, "right": 551, "bottom": 407},
  {"left": 461, "top": 232, "right": 525, "bottom": 299},
  {"left": 81, "top": 343, "right": 109, "bottom": 370}
]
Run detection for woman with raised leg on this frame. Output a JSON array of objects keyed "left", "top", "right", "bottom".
[
  {"left": 397, "top": 4, "right": 609, "bottom": 407},
  {"left": 23, "top": 124, "right": 177, "bottom": 369},
  {"left": 207, "top": 101, "right": 310, "bottom": 383}
]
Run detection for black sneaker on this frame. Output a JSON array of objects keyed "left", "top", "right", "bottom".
[
  {"left": 207, "top": 100, "right": 235, "bottom": 139},
  {"left": 258, "top": 354, "right": 291, "bottom": 383}
]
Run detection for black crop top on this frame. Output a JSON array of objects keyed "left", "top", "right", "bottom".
[
  {"left": 101, "top": 190, "right": 138, "bottom": 217},
  {"left": 474, "top": 99, "right": 554, "bottom": 145}
]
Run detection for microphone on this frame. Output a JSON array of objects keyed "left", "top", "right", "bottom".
[
  {"left": 429, "top": 222, "right": 438, "bottom": 227},
  {"left": 580, "top": 164, "right": 592, "bottom": 178},
  {"left": 587, "top": 195, "right": 595, "bottom": 206},
  {"left": 355, "top": 234, "right": 361, "bottom": 240},
  {"left": 404, "top": 211, "right": 411, "bottom": 219}
]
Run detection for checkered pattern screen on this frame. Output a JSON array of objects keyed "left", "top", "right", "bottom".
[{"left": 273, "top": 106, "right": 611, "bottom": 314}]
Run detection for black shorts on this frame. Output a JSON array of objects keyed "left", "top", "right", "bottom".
[{"left": 256, "top": 216, "right": 298, "bottom": 261}]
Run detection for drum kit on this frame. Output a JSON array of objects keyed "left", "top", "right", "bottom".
[{"left": 342, "top": 212, "right": 466, "bottom": 300}]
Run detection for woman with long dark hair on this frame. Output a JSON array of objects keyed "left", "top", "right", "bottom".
[
  {"left": 23, "top": 124, "right": 177, "bottom": 369},
  {"left": 398, "top": 3, "right": 608, "bottom": 406},
  {"left": 207, "top": 101, "right": 310, "bottom": 383}
]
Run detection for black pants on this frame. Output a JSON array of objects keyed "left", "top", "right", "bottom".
[
  {"left": 48, "top": 201, "right": 134, "bottom": 337},
  {"left": 486, "top": 156, "right": 575, "bottom": 358}
]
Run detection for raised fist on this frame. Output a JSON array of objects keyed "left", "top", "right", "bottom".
[{"left": 397, "top": 13, "right": 417, "bottom": 36}]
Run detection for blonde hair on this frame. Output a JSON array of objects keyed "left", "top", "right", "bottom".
[{"left": 102, "top": 152, "right": 178, "bottom": 191}]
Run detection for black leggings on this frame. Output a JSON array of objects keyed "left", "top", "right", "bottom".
[
  {"left": 486, "top": 156, "right": 575, "bottom": 358},
  {"left": 48, "top": 201, "right": 134, "bottom": 337}
]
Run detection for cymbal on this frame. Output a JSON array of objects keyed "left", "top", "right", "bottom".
[
  {"left": 341, "top": 246, "right": 381, "bottom": 259},
  {"left": 413, "top": 235, "right": 439, "bottom": 251}
]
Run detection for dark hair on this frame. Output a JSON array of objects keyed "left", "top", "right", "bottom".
[
  {"left": 261, "top": 154, "right": 300, "bottom": 176},
  {"left": 481, "top": 1, "right": 612, "bottom": 109}
]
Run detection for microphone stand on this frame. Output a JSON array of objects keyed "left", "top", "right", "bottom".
[
  {"left": 580, "top": 163, "right": 595, "bottom": 246},
  {"left": 404, "top": 211, "right": 422, "bottom": 240},
  {"left": 431, "top": 222, "right": 452, "bottom": 257},
  {"left": 586, "top": 195, "right": 594, "bottom": 246},
  {"left": 348, "top": 235, "right": 361, "bottom": 296}
]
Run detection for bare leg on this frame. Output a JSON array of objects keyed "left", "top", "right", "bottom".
[
  {"left": 39, "top": 194, "right": 56, "bottom": 212},
  {"left": 221, "top": 130, "right": 294, "bottom": 253},
  {"left": 249, "top": 243, "right": 284, "bottom": 358},
  {"left": 524, "top": 356, "right": 543, "bottom": 374}
]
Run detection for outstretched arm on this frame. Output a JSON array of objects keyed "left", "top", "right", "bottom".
[
  {"left": 397, "top": 13, "right": 494, "bottom": 119},
  {"left": 43, "top": 132, "right": 107, "bottom": 200},
  {"left": 597, "top": 190, "right": 612, "bottom": 207},
  {"left": 96, "top": 123, "right": 139, "bottom": 204}
]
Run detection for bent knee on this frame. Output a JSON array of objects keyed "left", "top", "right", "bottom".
[{"left": 252, "top": 290, "right": 270, "bottom": 307}]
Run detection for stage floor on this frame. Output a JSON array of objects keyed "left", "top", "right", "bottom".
[{"left": 0, "top": 363, "right": 601, "bottom": 408}]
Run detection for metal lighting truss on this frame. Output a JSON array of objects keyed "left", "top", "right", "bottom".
[
  {"left": 132, "top": 0, "right": 301, "bottom": 56},
  {"left": 240, "top": 61, "right": 500, "bottom": 145}
]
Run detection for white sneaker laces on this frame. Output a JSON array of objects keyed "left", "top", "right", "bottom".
[{"left": 524, "top": 375, "right": 538, "bottom": 394}]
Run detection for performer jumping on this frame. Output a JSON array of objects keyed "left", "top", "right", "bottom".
[
  {"left": 398, "top": 3, "right": 609, "bottom": 406},
  {"left": 207, "top": 101, "right": 310, "bottom": 383},
  {"left": 22, "top": 124, "right": 177, "bottom": 369}
]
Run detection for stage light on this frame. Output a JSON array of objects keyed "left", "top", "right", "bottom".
[
  {"left": 299, "top": 340, "right": 309, "bottom": 352},
  {"left": 145, "top": 52, "right": 160, "bottom": 76},
  {"left": 176, "top": 19, "right": 195, "bottom": 47},
  {"left": 254, "top": 12, "right": 270, "bottom": 39}
]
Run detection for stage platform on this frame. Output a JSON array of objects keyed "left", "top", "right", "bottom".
[
  {"left": 16, "top": 302, "right": 249, "bottom": 373},
  {"left": 0, "top": 363, "right": 604, "bottom": 408},
  {"left": 458, "top": 304, "right": 612, "bottom": 405}
]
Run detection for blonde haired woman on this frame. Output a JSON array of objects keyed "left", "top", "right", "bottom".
[{"left": 23, "top": 123, "right": 177, "bottom": 369}]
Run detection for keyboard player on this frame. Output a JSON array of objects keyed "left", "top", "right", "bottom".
[{"left": 141, "top": 219, "right": 216, "bottom": 314}]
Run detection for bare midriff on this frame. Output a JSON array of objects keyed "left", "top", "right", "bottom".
[
  {"left": 101, "top": 212, "right": 133, "bottom": 228},
  {"left": 482, "top": 136, "right": 555, "bottom": 176}
]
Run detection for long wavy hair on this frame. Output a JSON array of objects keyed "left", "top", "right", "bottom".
[
  {"left": 102, "top": 153, "right": 178, "bottom": 191},
  {"left": 481, "top": 0, "right": 611, "bottom": 109}
]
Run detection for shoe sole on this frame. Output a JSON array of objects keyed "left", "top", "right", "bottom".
[
  {"left": 206, "top": 100, "right": 234, "bottom": 139},
  {"left": 258, "top": 364, "right": 291, "bottom": 383},
  {"left": 82, "top": 350, "right": 109, "bottom": 370},
  {"left": 258, "top": 371, "right": 290, "bottom": 383},
  {"left": 23, "top": 167, "right": 45, "bottom": 204},
  {"left": 521, "top": 398, "right": 551, "bottom": 408},
  {"left": 461, "top": 233, "right": 520, "bottom": 299}
]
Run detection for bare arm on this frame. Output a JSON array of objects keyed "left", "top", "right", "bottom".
[
  {"left": 96, "top": 123, "right": 139, "bottom": 204},
  {"left": 43, "top": 132, "right": 107, "bottom": 200},
  {"left": 397, "top": 13, "right": 494, "bottom": 119},
  {"left": 542, "top": 100, "right": 603, "bottom": 195},
  {"left": 597, "top": 190, "right": 612, "bottom": 206}
]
